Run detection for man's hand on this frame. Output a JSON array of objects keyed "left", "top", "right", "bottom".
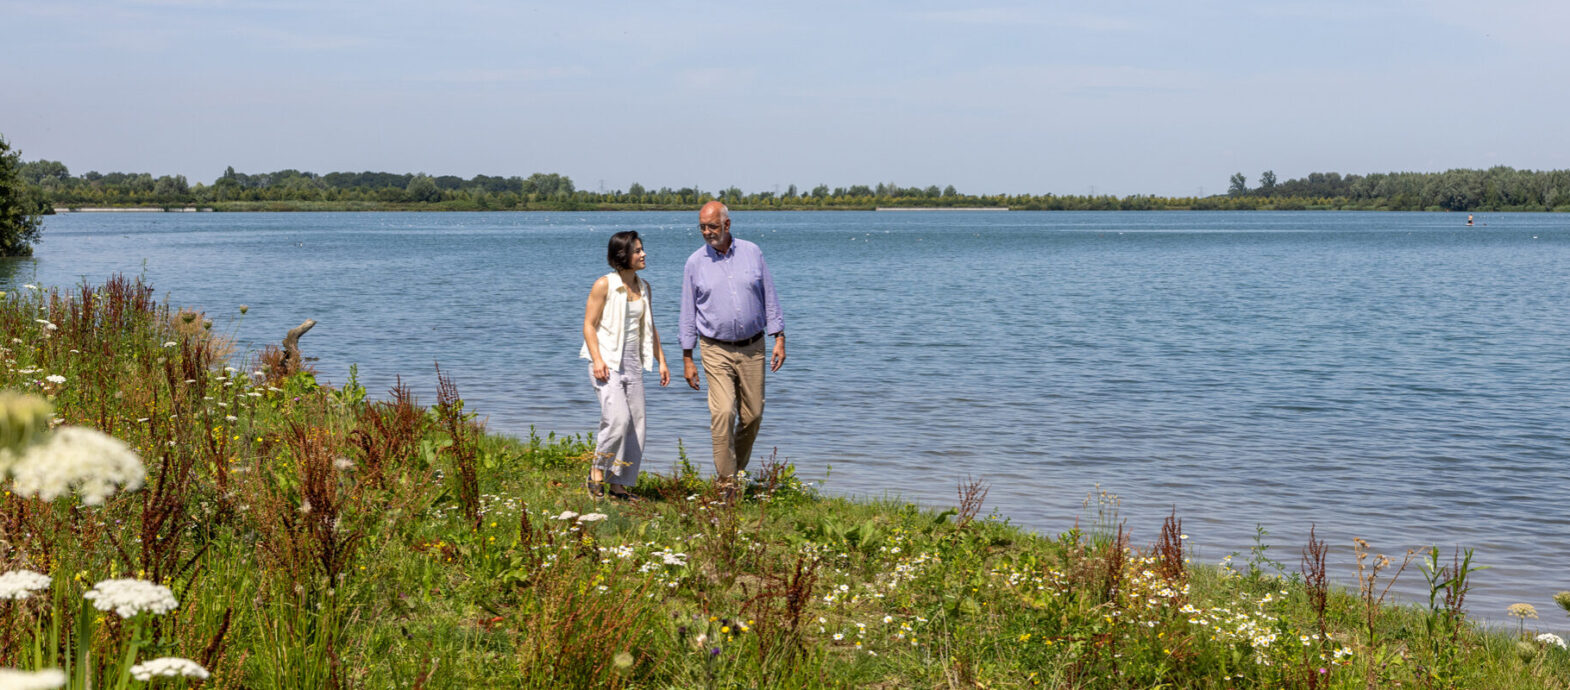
[
  {"left": 770, "top": 335, "right": 787, "bottom": 372},
  {"left": 683, "top": 354, "right": 701, "bottom": 390},
  {"left": 592, "top": 360, "right": 610, "bottom": 382}
]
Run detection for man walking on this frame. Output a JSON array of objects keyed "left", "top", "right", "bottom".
[{"left": 680, "top": 201, "right": 785, "bottom": 486}]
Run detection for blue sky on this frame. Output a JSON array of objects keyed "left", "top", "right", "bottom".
[{"left": 3, "top": 0, "right": 1568, "bottom": 195}]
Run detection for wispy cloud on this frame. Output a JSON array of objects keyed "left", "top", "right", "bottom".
[
  {"left": 228, "top": 25, "right": 373, "bottom": 53},
  {"left": 412, "top": 66, "right": 592, "bottom": 84},
  {"left": 913, "top": 7, "right": 1140, "bottom": 32},
  {"left": 678, "top": 67, "right": 756, "bottom": 90},
  {"left": 1415, "top": 0, "right": 1570, "bottom": 52}
]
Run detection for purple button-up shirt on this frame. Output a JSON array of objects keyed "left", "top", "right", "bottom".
[{"left": 679, "top": 238, "right": 784, "bottom": 350}]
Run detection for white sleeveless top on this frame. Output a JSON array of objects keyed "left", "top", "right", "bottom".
[
  {"left": 580, "top": 272, "right": 656, "bottom": 372},
  {"left": 624, "top": 297, "right": 645, "bottom": 347}
]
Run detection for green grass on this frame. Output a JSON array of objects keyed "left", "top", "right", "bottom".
[{"left": 1, "top": 277, "right": 1568, "bottom": 688}]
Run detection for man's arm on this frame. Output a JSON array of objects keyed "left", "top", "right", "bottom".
[
  {"left": 679, "top": 260, "right": 699, "bottom": 352},
  {"left": 759, "top": 252, "right": 783, "bottom": 339},
  {"left": 680, "top": 262, "right": 702, "bottom": 389},
  {"left": 759, "top": 253, "right": 786, "bottom": 371}
]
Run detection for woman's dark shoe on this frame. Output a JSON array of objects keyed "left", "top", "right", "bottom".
[{"left": 585, "top": 479, "right": 606, "bottom": 499}]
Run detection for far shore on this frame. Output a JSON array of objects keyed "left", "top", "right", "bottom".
[{"left": 46, "top": 203, "right": 1561, "bottom": 214}]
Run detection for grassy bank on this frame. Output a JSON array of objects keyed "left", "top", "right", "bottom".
[{"left": 1, "top": 279, "right": 1568, "bottom": 688}]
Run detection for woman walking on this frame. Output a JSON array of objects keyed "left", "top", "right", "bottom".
[{"left": 581, "top": 231, "right": 670, "bottom": 499}]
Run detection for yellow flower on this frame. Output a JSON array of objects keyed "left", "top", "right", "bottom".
[{"left": 1017, "top": 633, "right": 1031, "bottom": 642}]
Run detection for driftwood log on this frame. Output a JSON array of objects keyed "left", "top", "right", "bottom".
[{"left": 279, "top": 319, "right": 316, "bottom": 373}]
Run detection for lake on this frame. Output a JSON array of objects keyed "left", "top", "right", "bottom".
[{"left": 10, "top": 210, "right": 1569, "bottom": 624}]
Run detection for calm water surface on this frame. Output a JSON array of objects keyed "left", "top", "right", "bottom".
[{"left": 11, "top": 210, "right": 1570, "bottom": 624}]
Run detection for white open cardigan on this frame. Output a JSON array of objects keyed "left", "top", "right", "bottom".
[{"left": 580, "top": 272, "right": 656, "bottom": 372}]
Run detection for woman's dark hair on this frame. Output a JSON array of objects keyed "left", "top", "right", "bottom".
[{"left": 606, "top": 231, "right": 642, "bottom": 270}]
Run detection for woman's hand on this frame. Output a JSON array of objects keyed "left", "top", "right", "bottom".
[
  {"left": 658, "top": 362, "right": 671, "bottom": 387},
  {"left": 592, "top": 360, "right": 610, "bottom": 382}
]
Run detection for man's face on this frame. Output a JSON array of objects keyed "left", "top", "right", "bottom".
[{"left": 699, "top": 210, "right": 730, "bottom": 250}]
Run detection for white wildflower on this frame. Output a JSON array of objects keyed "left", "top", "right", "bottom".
[
  {"left": 23, "top": 284, "right": 38, "bottom": 290},
  {"left": 44, "top": 375, "right": 65, "bottom": 385},
  {"left": 225, "top": 415, "right": 238, "bottom": 422},
  {"left": 1537, "top": 633, "right": 1567, "bottom": 649},
  {"left": 8, "top": 427, "right": 145, "bottom": 506},
  {"left": 332, "top": 457, "right": 354, "bottom": 470},
  {"left": 128, "top": 657, "right": 209, "bottom": 682},
  {"left": 161, "top": 341, "right": 177, "bottom": 348},
  {"left": 661, "top": 552, "right": 688, "bottom": 566},
  {"left": 577, "top": 513, "right": 608, "bottom": 522},
  {"left": 0, "top": 570, "right": 51, "bottom": 600},
  {"left": 82, "top": 578, "right": 178, "bottom": 618},
  {"left": 553, "top": 511, "right": 579, "bottom": 521},
  {"left": 0, "top": 668, "right": 66, "bottom": 689}
]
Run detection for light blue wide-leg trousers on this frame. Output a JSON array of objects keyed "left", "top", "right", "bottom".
[{"left": 591, "top": 347, "right": 644, "bottom": 486}]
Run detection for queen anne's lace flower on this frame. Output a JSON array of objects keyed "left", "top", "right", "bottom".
[
  {"left": 0, "top": 668, "right": 66, "bottom": 689},
  {"left": 553, "top": 511, "right": 579, "bottom": 521},
  {"left": 128, "top": 657, "right": 209, "bottom": 682},
  {"left": 1537, "top": 633, "right": 1567, "bottom": 649},
  {"left": 82, "top": 579, "right": 178, "bottom": 618},
  {"left": 8, "top": 427, "right": 145, "bottom": 506},
  {"left": 1508, "top": 603, "right": 1539, "bottom": 619},
  {"left": 0, "top": 570, "right": 51, "bottom": 600},
  {"left": 577, "top": 513, "right": 608, "bottom": 522}
]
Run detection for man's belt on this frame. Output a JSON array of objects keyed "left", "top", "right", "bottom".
[{"left": 701, "top": 331, "right": 764, "bottom": 347}]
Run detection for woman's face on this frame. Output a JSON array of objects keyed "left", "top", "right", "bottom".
[{"left": 631, "top": 240, "right": 647, "bottom": 270}]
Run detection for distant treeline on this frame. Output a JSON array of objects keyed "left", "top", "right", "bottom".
[
  {"left": 18, "top": 160, "right": 1570, "bottom": 212},
  {"left": 1227, "top": 167, "right": 1570, "bottom": 211}
]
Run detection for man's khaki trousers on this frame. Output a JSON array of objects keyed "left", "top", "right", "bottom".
[{"left": 698, "top": 337, "right": 766, "bottom": 478}]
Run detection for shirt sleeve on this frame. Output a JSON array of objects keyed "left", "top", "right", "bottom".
[
  {"left": 679, "top": 259, "right": 698, "bottom": 350},
  {"left": 760, "top": 252, "right": 784, "bottom": 336}
]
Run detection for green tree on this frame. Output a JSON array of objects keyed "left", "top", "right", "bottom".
[
  {"left": 1258, "top": 170, "right": 1277, "bottom": 195},
  {"left": 405, "top": 174, "right": 441, "bottom": 203},
  {"left": 0, "top": 136, "right": 48, "bottom": 256},
  {"left": 20, "top": 159, "right": 69, "bottom": 187},
  {"left": 1228, "top": 172, "right": 1248, "bottom": 196},
  {"left": 153, "top": 174, "right": 189, "bottom": 200}
]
